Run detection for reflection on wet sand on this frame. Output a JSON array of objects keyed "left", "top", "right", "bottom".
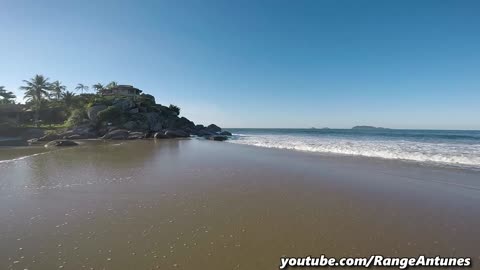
[{"left": 0, "top": 139, "right": 479, "bottom": 269}]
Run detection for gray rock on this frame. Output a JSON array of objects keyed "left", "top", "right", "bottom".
[
  {"left": 128, "top": 108, "right": 139, "bottom": 114},
  {"left": 154, "top": 132, "right": 169, "bottom": 139},
  {"left": 61, "top": 125, "right": 96, "bottom": 139},
  {"left": 102, "top": 129, "right": 129, "bottom": 140},
  {"left": 65, "top": 134, "right": 89, "bottom": 140},
  {"left": 72, "top": 125, "right": 96, "bottom": 136},
  {"left": 45, "top": 140, "right": 78, "bottom": 147},
  {"left": 196, "top": 130, "right": 214, "bottom": 137},
  {"left": 219, "top": 131, "right": 232, "bottom": 136},
  {"left": 165, "top": 129, "right": 189, "bottom": 138},
  {"left": 194, "top": 124, "right": 205, "bottom": 130},
  {"left": 206, "top": 124, "right": 221, "bottom": 133},
  {"left": 171, "top": 117, "right": 195, "bottom": 130},
  {"left": 87, "top": 105, "right": 107, "bottom": 121},
  {"left": 207, "top": 135, "right": 228, "bottom": 141},
  {"left": 144, "top": 112, "right": 164, "bottom": 131},
  {"left": 112, "top": 98, "right": 136, "bottom": 111},
  {"left": 123, "top": 121, "right": 137, "bottom": 130},
  {"left": 151, "top": 122, "right": 163, "bottom": 132},
  {"left": 128, "top": 131, "right": 146, "bottom": 140}
]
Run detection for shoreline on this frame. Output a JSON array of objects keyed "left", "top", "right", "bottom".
[
  {"left": 2, "top": 136, "right": 480, "bottom": 173},
  {"left": 0, "top": 139, "right": 479, "bottom": 269}
]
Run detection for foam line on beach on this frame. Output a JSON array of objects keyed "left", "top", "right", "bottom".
[{"left": 228, "top": 134, "right": 480, "bottom": 169}]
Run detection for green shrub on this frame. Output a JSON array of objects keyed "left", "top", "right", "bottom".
[
  {"left": 65, "top": 109, "right": 87, "bottom": 128},
  {"left": 87, "top": 96, "right": 114, "bottom": 108},
  {"left": 97, "top": 106, "right": 123, "bottom": 124}
]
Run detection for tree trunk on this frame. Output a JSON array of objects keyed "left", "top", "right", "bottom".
[{"left": 34, "top": 109, "right": 40, "bottom": 127}]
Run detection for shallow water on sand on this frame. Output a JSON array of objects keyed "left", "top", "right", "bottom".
[{"left": 1, "top": 139, "right": 479, "bottom": 269}]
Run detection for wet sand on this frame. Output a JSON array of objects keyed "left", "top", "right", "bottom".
[{"left": 0, "top": 139, "right": 479, "bottom": 269}]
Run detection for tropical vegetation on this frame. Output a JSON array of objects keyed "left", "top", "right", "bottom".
[
  {"left": 1, "top": 75, "right": 181, "bottom": 129},
  {"left": 0, "top": 86, "right": 16, "bottom": 104}
]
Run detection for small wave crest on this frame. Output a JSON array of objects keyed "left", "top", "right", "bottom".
[
  {"left": 228, "top": 134, "right": 480, "bottom": 168},
  {"left": 0, "top": 151, "right": 52, "bottom": 164}
]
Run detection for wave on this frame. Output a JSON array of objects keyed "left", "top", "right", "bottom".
[
  {"left": 228, "top": 134, "right": 480, "bottom": 168},
  {"left": 0, "top": 151, "right": 53, "bottom": 164}
]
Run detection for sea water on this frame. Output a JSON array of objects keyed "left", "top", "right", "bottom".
[{"left": 228, "top": 128, "right": 480, "bottom": 169}]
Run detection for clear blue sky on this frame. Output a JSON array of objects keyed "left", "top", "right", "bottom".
[{"left": 1, "top": 0, "right": 479, "bottom": 129}]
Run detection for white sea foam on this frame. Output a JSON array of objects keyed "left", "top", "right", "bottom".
[
  {"left": 229, "top": 134, "right": 480, "bottom": 168},
  {"left": 0, "top": 151, "right": 52, "bottom": 164}
]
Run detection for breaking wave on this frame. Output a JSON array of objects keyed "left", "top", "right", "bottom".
[{"left": 229, "top": 133, "right": 480, "bottom": 169}]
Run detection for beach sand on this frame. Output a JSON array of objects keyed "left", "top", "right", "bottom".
[{"left": 0, "top": 139, "right": 479, "bottom": 269}]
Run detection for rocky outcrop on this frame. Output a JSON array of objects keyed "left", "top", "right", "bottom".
[
  {"left": 206, "top": 124, "right": 221, "bottom": 133},
  {"left": 206, "top": 135, "right": 229, "bottom": 141},
  {"left": 30, "top": 96, "right": 233, "bottom": 143},
  {"left": 45, "top": 140, "right": 78, "bottom": 147},
  {"left": 102, "top": 129, "right": 147, "bottom": 140},
  {"left": 123, "top": 121, "right": 137, "bottom": 130},
  {"left": 154, "top": 129, "right": 189, "bottom": 139},
  {"left": 153, "top": 132, "right": 169, "bottom": 139},
  {"left": 112, "top": 99, "right": 136, "bottom": 111},
  {"left": 102, "top": 129, "right": 130, "bottom": 140},
  {"left": 144, "top": 112, "right": 164, "bottom": 131},
  {"left": 219, "top": 131, "right": 232, "bottom": 136},
  {"left": 165, "top": 129, "right": 189, "bottom": 138},
  {"left": 61, "top": 125, "right": 97, "bottom": 139},
  {"left": 127, "top": 131, "right": 146, "bottom": 140}
]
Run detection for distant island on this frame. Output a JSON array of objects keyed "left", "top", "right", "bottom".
[{"left": 351, "top": 125, "right": 389, "bottom": 130}]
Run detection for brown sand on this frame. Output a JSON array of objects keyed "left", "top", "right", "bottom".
[{"left": 0, "top": 139, "right": 479, "bottom": 269}]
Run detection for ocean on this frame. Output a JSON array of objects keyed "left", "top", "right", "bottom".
[{"left": 227, "top": 128, "right": 480, "bottom": 170}]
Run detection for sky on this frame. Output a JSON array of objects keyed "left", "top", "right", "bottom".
[{"left": 1, "top": 0, "right": 479, "bottom": 129}]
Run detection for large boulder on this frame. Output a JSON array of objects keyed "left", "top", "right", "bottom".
[
  {"left": 164, "top": 129, "right": 189, "bottom": 138},
  {"left": 206, "top": 124, "right": 221, "bottom": 133},
  {"left": 171, "top": 117, "right": 195, "bottom": 130},
  {"left": 45, "top": 140, "right": 78, "bottom": 147},
  {"left": 194, "top": 124, "right": 205, "bottom": 131},
  {"left": 196, "top": 130, "right": 214, "bottom": 137},
  {"left": 87, "top": 105, "right": 107, "bottom": 121},
  {"left": 207, "top": 135, "right": 228, "bottom": 141},
  {"left": 128, "top": 131, "right": 146, "bottom": 140},
  {"left": 102, "top": 129, "right": 129, "bottom": 140}
]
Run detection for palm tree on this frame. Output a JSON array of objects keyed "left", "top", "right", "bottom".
[
  {"left": 19, "top": 75, "right": 51, "bottom": 125},
  {"left": 61, "top": 91, "right": 76, "bottom": 109},
  {"left": 75, "top": 83, "right": 89, "bottom": 94},
  {"left": 105, "top": 81, "right": 118, "bottom": 89},
  {"left": 92, "top": 83, "right": 105, "bottom": 92},
  {"left": 0, "top": 86, "right": 16, "bottom": 104},
  {"left": 50, "top": 80, "right": 66, "bottom": 100}
]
